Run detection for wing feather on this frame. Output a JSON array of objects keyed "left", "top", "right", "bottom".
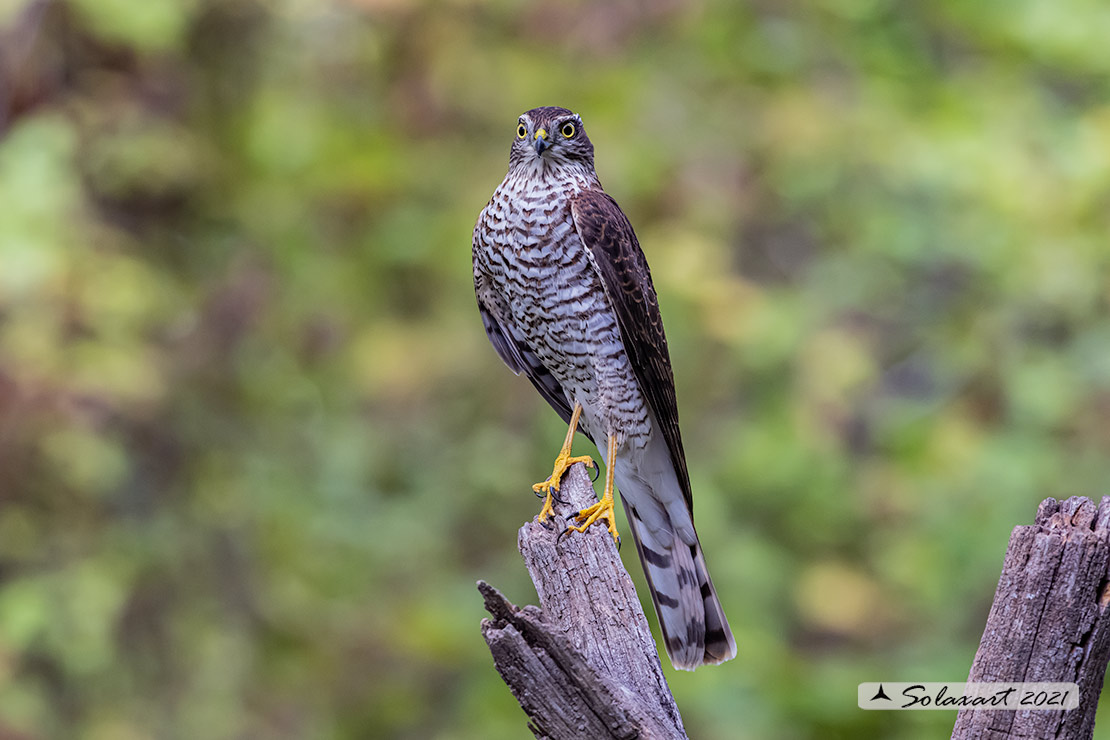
[{"left": 570, "top": 190, "right": 691, "bottom": 511}]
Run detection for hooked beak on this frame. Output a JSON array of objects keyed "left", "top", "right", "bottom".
[{"left": 533, "top": 128, "right": 549, "bottom": 155}]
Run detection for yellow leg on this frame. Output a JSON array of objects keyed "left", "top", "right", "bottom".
[
  {"left": 533, "top": 402, "right": 594, "bottom": 524},
  {"left": 566, "top": 433, "right": 620, "bottom": 545}
]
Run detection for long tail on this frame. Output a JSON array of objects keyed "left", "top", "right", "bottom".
[{"left": 621, "top": 494, "right": 736, "bottom": 670}]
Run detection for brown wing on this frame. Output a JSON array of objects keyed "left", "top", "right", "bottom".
[{"left": 570, "top": 189, "right": 691, "bottom": 511}]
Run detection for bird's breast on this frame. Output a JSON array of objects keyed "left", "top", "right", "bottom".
[{"left": 476, "top": 179, "right": 652, "bottom": 448}]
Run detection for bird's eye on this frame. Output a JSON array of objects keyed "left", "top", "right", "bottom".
[
  {"left": 516, "top": 123, "right": 527, "bottom": 139},
  {"left": 560, "top": 122, "right": 576, "bottom": 138}
]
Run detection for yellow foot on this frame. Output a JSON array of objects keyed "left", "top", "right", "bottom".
[
  {"left": 537, "top": 491, "right": 556, "bottom": 525},
  {"left": 565, "top": 494, "right": 620, "bottom": 546},
  {"left": 532, "top": 451, "right": 594, "bottom": 506},
  {"left": 534, "top": 401, "right": 592, "bottom": 525}
]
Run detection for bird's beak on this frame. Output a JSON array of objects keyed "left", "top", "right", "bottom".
[{"left": 533, "top": 128, "right": 549, "bottom": 155}]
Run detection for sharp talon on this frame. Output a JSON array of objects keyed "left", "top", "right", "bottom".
[
  {"left": 557, "top": 526, "right": 572, "bottom": 545},
  {"left": 549, "top": 434, "right": 621, "bottom": 546},
  {"left": 589, "top": 465, "right": 600, "bottom": 482},
  {"left": 533, "top": 476, "right": 553, "bottom": 498}
]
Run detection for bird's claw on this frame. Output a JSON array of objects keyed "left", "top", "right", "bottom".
[
  {"left": 532, "top": 449, "right": 594, "bottom": 529},
  {"left": 538, "top": 491, "right": 556, "bottom": 526},
  {"left": 559, "top": 495, "right": 620, "bottom": 546},
  {"left": 532, "top": 452, "right": 595, "bottom": 498},
  {"left": 533, "top": 479, "right": 567, "bottom": 506}
]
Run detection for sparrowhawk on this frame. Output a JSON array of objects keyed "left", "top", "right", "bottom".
[{"left": 472, "top": 106, "right": 736, "bottom": 670}]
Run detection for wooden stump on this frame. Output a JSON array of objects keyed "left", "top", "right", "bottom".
[
  {"left": 479, "top": 462, "right": 687, "bottom": 740},
  {"left": 951, "top": 496, "right": 1110, "bottom": 739}
]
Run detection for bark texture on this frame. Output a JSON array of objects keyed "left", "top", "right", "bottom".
[
  {"left": 951, "top": 496, "right": 1110, "bottom": 740},
  {"left": 479, "top": 462, "right": 686, "bottom": 740}
]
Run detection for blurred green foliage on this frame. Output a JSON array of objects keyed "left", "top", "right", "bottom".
[{"left": 1, "top": 0, "right": 1109, "bottom": 738}]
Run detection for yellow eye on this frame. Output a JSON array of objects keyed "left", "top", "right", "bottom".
[
  {"left": 516, "top": 123, "right": 527, "bottom": 139},
  {"left": 560, "top": 122, "right": 576, "bottom": 138}
]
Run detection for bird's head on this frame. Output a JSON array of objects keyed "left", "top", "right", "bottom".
[{"left": 509, "top": 107, "right": 594, "bottom": 170}]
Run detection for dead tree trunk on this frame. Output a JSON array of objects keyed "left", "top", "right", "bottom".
[
  {"left": 951, "top": 496, "right": 1110, "bottom": 740},
  {"left": 478, "top": 462, "right": 687, "bottom": 740}
]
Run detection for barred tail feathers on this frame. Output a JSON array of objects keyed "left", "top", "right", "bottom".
[
  {"left": 620, "top": 493, "right": 737, "bottom": 670},
  {"left": 692, "top": 536, "right": 736, "bottom": 665}
]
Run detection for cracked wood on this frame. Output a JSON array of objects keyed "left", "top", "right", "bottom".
[
  {"left": 479, "top": 462, "right": 687, "bottom": 740},
  {"left": 951, "top": 496, "right": 1110, "bottom": 740}
]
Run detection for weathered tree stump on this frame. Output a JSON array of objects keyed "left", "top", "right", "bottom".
[
  {"left": 479, "top": 462, "right": 687, "bottom": 740},
  {"left": 951, "top": 496, "right": 1110, "bottom": 740},
  {"left": 480, "top": 479, "right": 1110, "bottom": 738}
]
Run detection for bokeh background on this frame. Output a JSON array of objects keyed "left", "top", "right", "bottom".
[{"left": 2, "top": 0, "right": 1110, "bottom": 738}]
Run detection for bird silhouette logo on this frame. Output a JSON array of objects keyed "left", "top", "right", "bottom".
[{"left": 871, "top": 684, "right": 892, "bottom": 702}]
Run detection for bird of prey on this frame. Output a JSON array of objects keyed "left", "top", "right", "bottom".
[{"left": 472, "top": 106, "right": 736, "bottom": 670}]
